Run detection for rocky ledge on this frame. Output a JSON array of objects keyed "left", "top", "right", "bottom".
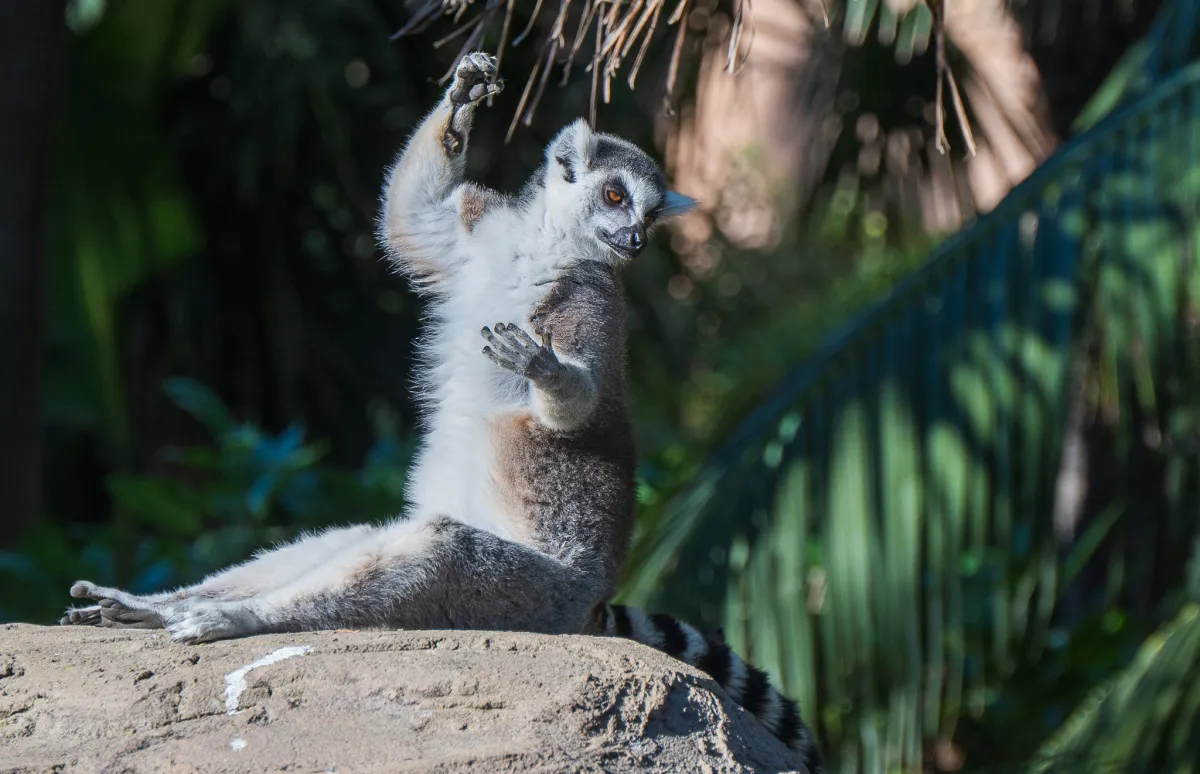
[{"left": 0, "top": 623, "right": 806, "bottom": 773}]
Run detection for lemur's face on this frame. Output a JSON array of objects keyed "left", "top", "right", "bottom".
[
  {"left": 547, "top": 122, "right": 695, "bottom": 263},
  {"left": 587, "top": 169, "right": 667, "bottom": 261}
]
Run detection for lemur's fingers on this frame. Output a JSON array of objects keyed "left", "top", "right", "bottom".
[
  {"left": 480, "top": 325, "right": 510, "bottom": 355},
  {"left": 541, "top": 330, "right": 554, "bottom": 354},
  {"left": 467, "top": 80, "right": 503, "bottom": 102},
  {"left": 460, "top": 51, "right": 498, "bottom": 77},
  {"left": 502, "top": 324, "right": 539, "bottom": 351},
  {"left": 481, "top": 326, "right": 520, "bottom": 360},
  {"left": 493, "top": 323, "right": 532, "bottom": 354},
  {"left": 451, "top": 52, "right": 502, "bottom": 105},
  {"left": 482, "top": 346, "right": 519, "bottom": 372}
]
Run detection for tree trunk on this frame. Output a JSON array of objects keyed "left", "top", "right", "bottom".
[{"left": 0, "top": 2, "right": 67, "bottom": 547}]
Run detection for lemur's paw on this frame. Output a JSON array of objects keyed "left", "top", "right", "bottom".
[
  {"left": 481, "top": 322, "right": 562, "bottom": 382},
  {"left": 166, "top": 604, "right": 250, "bottom": 644},
  {"left": 69, "top": 580, "right": 107, "bottom": 600},
  {"left": 98, "top": 597, "right": 165, "bottom": 629},
  {"left": 449, "top": 51, "right": 503, "bottom": 105},
  {"left": 60, "top": 604, "right": 102, "bottom": 626},
  {"left": 67, "top": 581, "right": 166, "bottom": 628}
]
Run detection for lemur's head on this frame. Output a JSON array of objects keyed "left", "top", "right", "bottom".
[{"left": 543, "top": 119, "right": 696, "bottom": 262}]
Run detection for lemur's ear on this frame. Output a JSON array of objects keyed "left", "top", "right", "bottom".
[
  {"left": 547, "top": 118, "right": 597, "bottom": 184},
  {"left": 661, "top": 190, "right": 697, "bottom": 216}
]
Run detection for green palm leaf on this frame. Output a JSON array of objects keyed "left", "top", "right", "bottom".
[
  {"left": 1026, "top": 604, "right": 1200, "bottom": 773},
  {"left": 619, "top": 6, "right": 1200, "bottom": 769}
]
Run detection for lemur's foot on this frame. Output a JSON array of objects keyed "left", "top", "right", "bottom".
[
  {"left": 449, "top": 52, "right": 503, "bottom": 106},
  {"left": 481, "top": 322, "right": 563, "bottom": 382},
  {"left": 68, "top": 580, "right": 166, "bottom": 629}
]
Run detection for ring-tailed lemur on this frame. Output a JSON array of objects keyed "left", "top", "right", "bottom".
[{"left": 60, "top": 52, "right": 822, "bottom": 771}]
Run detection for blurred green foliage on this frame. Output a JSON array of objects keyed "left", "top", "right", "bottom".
[{"left": 7, "top": 1, "right": 1200, "bottom": 773}]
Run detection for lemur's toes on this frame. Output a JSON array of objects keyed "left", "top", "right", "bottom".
[
  {"left": 61, "top": 605, "right": 102, "bottom": 626},
  {"left": 73, "top": 581, "right": 135, "bottom": 604},
  {"left": 70, "top": 580, "right": 100, "bottom": 599}
]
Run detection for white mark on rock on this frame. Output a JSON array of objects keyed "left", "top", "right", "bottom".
[
  {"left": 224, "top": 645, "right": 312, "bottom": 714},
  {"left": 230, "top": 738, "right": 247, "bottom": 751}
]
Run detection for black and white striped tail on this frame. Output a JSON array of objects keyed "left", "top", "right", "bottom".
[{"left": 600, "top": 603, "right": 824, "bottom": 773}]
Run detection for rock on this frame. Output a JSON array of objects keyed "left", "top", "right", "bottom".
[{"left": 0, "top": 623, "right": 805, "bottom": 773}]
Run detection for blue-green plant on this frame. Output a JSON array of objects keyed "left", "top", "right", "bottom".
[{"left": 1, "top": 376, "right": 410, "bottom": 624}]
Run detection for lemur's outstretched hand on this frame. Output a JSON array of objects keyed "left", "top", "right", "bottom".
[
  {"left": 442, "top": 52, "right": 503, "bottom": 156},
  {"left": 449, "top": 52, "right": 503, "bottom": 105},
  {"left": 481, "top": 323, "right": 564, "bottom": 383}
]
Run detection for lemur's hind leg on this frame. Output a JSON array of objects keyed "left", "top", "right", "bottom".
[
  {"left": 161, "top": 515, "right": 595, "bottom": 645},
  {"left": 63, "top": 523, "right": 378, "bottom": 629}
]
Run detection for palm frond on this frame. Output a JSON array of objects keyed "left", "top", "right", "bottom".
[
  {"left": 619, "top": 15, "right": 1200, "bottom": 769},
  {"left": 1025, "top": 604, "right": 1200, "bottom": 773},
  {"left": 395, "top": 0, "right": 720, "bottom": 132}
]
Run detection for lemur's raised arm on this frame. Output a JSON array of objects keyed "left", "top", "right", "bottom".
[{"left": 378, "top": 52, "right": 503, "bottom": 293}]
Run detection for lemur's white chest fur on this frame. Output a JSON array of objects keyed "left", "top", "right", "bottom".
[{"left": 404, "top": 208, "right": 571, "bottom": 541}]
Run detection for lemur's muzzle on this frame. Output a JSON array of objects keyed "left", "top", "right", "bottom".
[{"left": 601, "top": 225, "right": 646, "bottom": 259}]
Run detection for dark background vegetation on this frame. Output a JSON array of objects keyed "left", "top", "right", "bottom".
[{"left": 3, "top": 1, "right": 1200, "bottom": 771}]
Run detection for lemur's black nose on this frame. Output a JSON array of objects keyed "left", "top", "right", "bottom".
[{"left": 602, "top": 225, "right": 648, "bottom": 258}]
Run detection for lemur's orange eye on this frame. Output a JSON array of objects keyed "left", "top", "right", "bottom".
[
  {"left": 644, "top": 212, "right": 657, "bottom": 227},
  {"left": 605, "top": 189, "right": 623, "bottom": 204}
]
